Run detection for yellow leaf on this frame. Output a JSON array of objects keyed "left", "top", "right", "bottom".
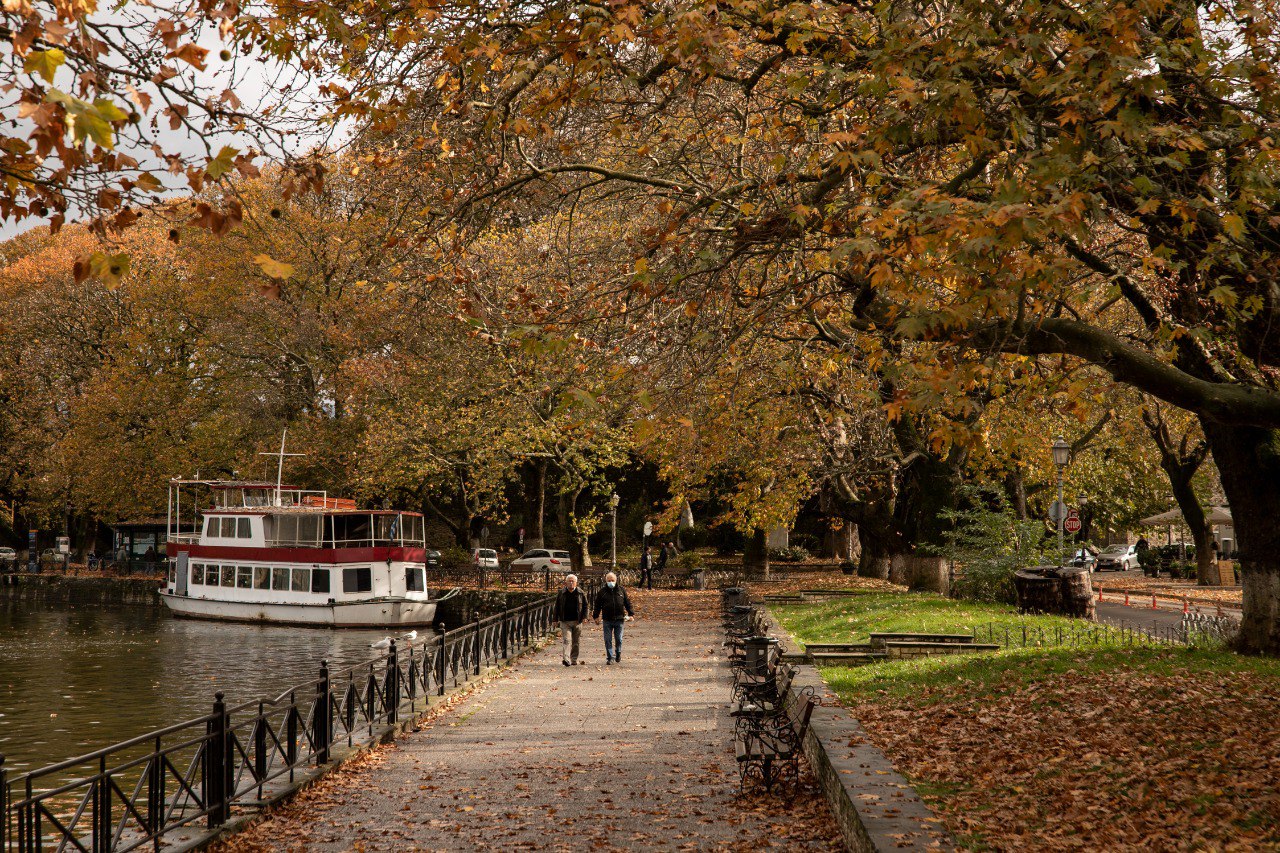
[
  {"left": 253, "top": 254, "right": 295, "bottom": 280},
  {"left": 206, "top": 145, "right": 239, "bottom": 179},
  {"left": 1222, "top": 213, "right": 1245, "bottom": 240},
  {"left": 24, "top": 49, "right": 65, "bottom": 83}
]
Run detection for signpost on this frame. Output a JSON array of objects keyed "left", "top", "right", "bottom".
[
  {"left": 27, "top": 529, "right": 37, "bottom": 573},
  {"left": 1064, "top": 512, "right": 1082, "bottom": 535}
]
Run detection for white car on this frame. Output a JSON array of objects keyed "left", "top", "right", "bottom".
[
  {"left": 0, "top": 546, "right": 16, "bottom": 563},
  {"left": 509, "top": 549, "right": 573, "bottom": 572},
  {"left": 1095, "top": 543, "right": 1139, "bottom": 571},
  {"left": 472, "top": 548, "right": 499, "bottom": 570}
]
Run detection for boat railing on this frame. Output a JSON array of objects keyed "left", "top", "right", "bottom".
[{"left": 0, "top": 593, "right": 565, "bottom": 853}]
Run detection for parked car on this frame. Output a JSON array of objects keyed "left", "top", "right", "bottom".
[
  {"left": 509, "top": 549, "right": 573, "bottom": 572},
  {"left": 425, "top": 549, "right": 441, "bottom": 570},
  {"left": 472, "top": 548, "right": 499, "bottom": 570},
  {"left": 1067, "top": 546, "right": 1097, "bottom": 569},
  {"left": 0, "top": 546, "right": 16, "bottom": 565},
  {"left": 1095, "top": 543, "right": 1140, "bottom": 571}
]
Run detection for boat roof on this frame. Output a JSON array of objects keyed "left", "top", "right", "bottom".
[{"left": 202, "top": 507, "right": 424, "bottom": 516}]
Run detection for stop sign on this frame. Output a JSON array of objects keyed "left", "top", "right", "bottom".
[{"left": 1064, "top": 515, "right": 1082, "bottom": 534}]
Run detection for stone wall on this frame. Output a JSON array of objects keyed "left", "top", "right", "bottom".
[{"left": 0, "top": 572, "right": 163, "bottom": 606}]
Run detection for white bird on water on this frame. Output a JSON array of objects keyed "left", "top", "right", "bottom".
[
  {"left": 401, "top": 630, "right": 418, "bottom": 641},
  {"left": 370, "top": 637, "right": 393, "bottom": 651}
]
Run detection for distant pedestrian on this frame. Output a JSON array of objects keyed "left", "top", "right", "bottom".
[
  {"left": 654, "top": 544, "right": 668, "bottom": 573},
  {"left": 1136, "top": 536, "right": 1149, "bottom": 551},
  {"left": 639, "top": 546, "right": 653, "bottom": 589},
  {"left": 555, "top": 574, "right": 589, "bottom": 666},
  {"left": 592, "top": 572, "right": 634, "bottom": 664}
]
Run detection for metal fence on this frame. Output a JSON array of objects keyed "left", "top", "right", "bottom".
[
  {"left": 975, "top": 615, "right": 1238, "bottom": 649},
  {"left": 0, "top": 595, "right": 559, "bottom": 852}
]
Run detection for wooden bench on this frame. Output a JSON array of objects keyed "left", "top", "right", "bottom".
[{"left": 735, "top": 684, "right": 817, "bottom": 794}]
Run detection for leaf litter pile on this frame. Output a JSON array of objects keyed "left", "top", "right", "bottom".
[
  {"left": 850, "top": 656, "right": 1280, "bottom": 849},
  {"left": 213, "top": 589, "right": 845, "bottom": 851}
]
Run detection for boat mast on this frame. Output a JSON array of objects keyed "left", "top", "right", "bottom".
[{"left": 259, "top": 430, "right": 305, "bottom": 507}]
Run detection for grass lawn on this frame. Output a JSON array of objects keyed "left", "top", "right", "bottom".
[
  {"left": 771, "top": 590, "right": 1086, "bottom": 647},
  {"left": 771, "top": 590, "right": 1280, "bottom": 850}
]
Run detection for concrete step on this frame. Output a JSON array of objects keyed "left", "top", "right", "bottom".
[
  {"left": 805, "top": 643, "right": 876, "bottom": 654},
  {"left": 869, "top": 632, "right": 975, "bottom": 647},
  {"left": 809, "top": 651, "right": 889, "bottom": 667}
]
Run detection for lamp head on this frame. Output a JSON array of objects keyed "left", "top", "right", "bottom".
[{"left": 1052, "top": 436, "right": 1071, "bottom": 468}]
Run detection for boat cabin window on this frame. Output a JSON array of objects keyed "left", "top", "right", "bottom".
[
  {"left": 332, "top": 514, "right": 372, "bottom": 548},
  {"left": 343, "top": 567, "right": 372, "bottom": 593},
  {"left": 236, "top": 566, "right": 252, "bottom": 588},
  {"left": 406, "top": 566, "right": 425, "bottom": 592},
  {"left": 312, "top": 569, "right": 330, "bottom": 593},
  {"left": 220, "top": 564, "right": 235, "bottom": 587},
  {"left": 254, "top": 567, "right": 270, "bottom": 589},
  {"left": 272, "top": 567, "right": 290, "bottom": 590},
  {"left": 291, "top": 568, "right": 309, "bottom": 592},
  {"left": 272, "top": 514, "right": 321, "bottom": 546},
  {"left": 237, "top": 518, "right": 251, "bottom": 538}
]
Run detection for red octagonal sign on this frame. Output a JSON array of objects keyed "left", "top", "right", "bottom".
[{"left": 1064, "top": 516, "right": 1082, "bottom": 534}]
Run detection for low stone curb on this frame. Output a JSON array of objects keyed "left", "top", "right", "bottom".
[
  {"left": 762, "top": 609, "right": 953, "bottom": 852},
  {"left": 180, "top": 633, "right": 555, "bottom": 852}
]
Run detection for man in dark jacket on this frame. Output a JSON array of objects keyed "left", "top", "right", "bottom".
[
  {"left": 591, "top": 572, "right": 635, "bottom": 664},
  {"left": 639, "top": 546, "right": 653, "bottom": 589},
  {"left": 555, "top": 574, "right": 589, "bottom": 666}
]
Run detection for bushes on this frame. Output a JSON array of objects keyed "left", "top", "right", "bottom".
[
  {"left": 939, "top": 487, "right": 1047, "bottom": 604},
  {"left": 769, "top": 545, "right": 811, "bottom": 563}
]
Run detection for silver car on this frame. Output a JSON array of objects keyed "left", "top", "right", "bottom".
[{"left": 1095, "top": 543, "right": 1139, "bottom": 571}]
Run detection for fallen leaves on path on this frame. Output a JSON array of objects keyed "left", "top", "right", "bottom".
[{"left": 851, "top": 662, "right": 1280, "bottom": 850}]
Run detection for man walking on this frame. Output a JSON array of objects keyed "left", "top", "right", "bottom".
[
  {"left": 555, "top": 574, "right": 589, "bottom": 666},
  {"left": 639, "top": 546, "right": 653, "bottom": 589},
  {"left": 592, "top": 572, "right": 634, "bottom": 664}
]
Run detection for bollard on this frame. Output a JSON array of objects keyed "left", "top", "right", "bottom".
[
  {"left": 1183, "top": 597, "right": 1190, "bottom": 615},
  {"left": 1151, "top": 594, "right": 1158, "bottom": 610},
  {"left": 315, "top": 660, "right": 331, "bottom": 763},
  {"left": 1124, "top": 592, "right": 1130, "bottom": 607}
]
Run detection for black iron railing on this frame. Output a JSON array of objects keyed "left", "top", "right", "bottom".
[{"left": 0, "top": 595, "right": 559, "bottom": 852}]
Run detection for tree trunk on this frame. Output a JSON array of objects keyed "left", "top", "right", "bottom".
[
  {"left": 743, "top": 528, "right": 769, "bottom": 579},
  {"left": 856, "top": 507, "right": 894, "bottom": 580},
  {"left": 1014, "top": 567, "right": 1094, "bottom": 618},
  {"left": 837, "top": 520, "right": 858, "bottom": 562},
  {"left": 1202, "top": 420, "right": 1280, "bottom": 655},
  {"left": 1004, "top": 467, "right": 1029, "bottom": 520},
  {"left": 523, "top": 459, "right": 547, "bottom": 550}
]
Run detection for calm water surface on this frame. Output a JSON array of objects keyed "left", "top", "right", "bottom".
[{"left": 0, "top": 599, "right": 405, "bottom": 777}]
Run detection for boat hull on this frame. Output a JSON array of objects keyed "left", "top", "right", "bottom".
[{"left": 159, "top": 591, "right": 438, "bottom": 628}]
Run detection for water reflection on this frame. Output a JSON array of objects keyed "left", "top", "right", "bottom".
[{"left": 0, "top": 599, "right": 404, "bottom": 776}]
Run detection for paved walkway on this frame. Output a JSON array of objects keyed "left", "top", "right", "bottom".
[{"left": 217, "top": 591, "right": 842, "bottom": 852}]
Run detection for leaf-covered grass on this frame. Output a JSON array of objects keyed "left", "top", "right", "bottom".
[
  {"left": 773, "top": 590, "right": 1280, "bottom": 848},
  {"left": 820, "top": 643, "right": 1280, "bottom": 707},
  {"left": 772, "top": 589, "right": 1083, "bottom": 647}
]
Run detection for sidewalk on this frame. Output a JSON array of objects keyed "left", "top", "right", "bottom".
[{"left": 215, "top": 590, "right": 842, "bottom": 852}]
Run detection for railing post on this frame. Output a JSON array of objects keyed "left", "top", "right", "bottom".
[
  {"left": 386, "top": 641, "right": 399, "bottom": 725},
  {"left": 501, "top": 612, "right": 510, "bottom": 659},
  {"left": 315, "top": 660, "right": 331, "bottom": 764},
  {"left": 435, "top": 624, "right": 447, "bottom": 696},
  {"left": 286, "top": 691, "right": 299, "bottom": 780},
  {"left": 472, "top": 620, "right": 482, "bottom": 675},
  {"left": 252, "top": 703, "right": 267, "bottom": 801},
  {"left": 206, "top": 692, "right": 229, "bottom": 827},
  {"left": 0, "top": 753, "right": 7, "bottom": 851},
  {"left": 147, "top": 735, "right": 164, "bottom": 837},
  {"left": 94, "top": 754, "right": 110, "bottom": 852}
]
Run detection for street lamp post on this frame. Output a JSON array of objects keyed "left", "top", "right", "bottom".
[
  {"left": 1052, "top": 436, "right": 1071, "bottom": 567},
  {"left": 609, "top": 493, "right": 620, "bottom": 571}
]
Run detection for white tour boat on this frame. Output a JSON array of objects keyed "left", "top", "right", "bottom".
[{"left": 160, "top": 473, "right": 442, "bottom": 628}]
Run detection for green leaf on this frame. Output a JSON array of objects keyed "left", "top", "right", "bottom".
[
  {"left": 206, "top": 145, "right": 239, "bottom": 180},
  {"left": 253, "top": 253, "right": 295, "bottom": 280},
  {"left": 24, "top": 49, "right": 66, "bottom": 83}
]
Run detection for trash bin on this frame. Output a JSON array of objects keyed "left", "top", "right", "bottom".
[
  {"left": 693, "top": 569, "right": 706, "bottom": 590},
  {"left": 743, "top": 636, "right": 779, "bottom": 676}
]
